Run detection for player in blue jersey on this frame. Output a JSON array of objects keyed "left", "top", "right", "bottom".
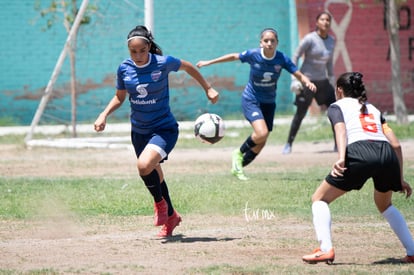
[
  {"left": 302, "top": 72, "right": 414, "bottom": 264},
  {"left": 197, "top": 28, "right": 316, "bottom": 180},
  {"left": 283, "top": 12, "right": 336, "bottom": 154},
  {"left": 94, "top": 25, "right": 219, "bottom": 237}
]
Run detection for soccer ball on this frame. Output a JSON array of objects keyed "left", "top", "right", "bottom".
[
  {"left": 194, "top": 113, "right": 225, "bottom": 144},
  {"left": 290, "top": 78, "right": 303, "bottom": 95}
]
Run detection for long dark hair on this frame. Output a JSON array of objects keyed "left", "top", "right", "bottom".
[
  {"left": 336, "top": 72, "right": 368, "bottom": 114},
  {"left": 316, "top": 11, "right": 332, "bottom": 21},
  {"left": 260, "top": 27, "right": 278, "bottom": 41},
  {"left": 127, "top": 25, "right": 162, "bottom": 55}
]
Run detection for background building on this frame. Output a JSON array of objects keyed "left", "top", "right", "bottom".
[
  {"left": 299, "top": 0, "right": 414, "bottom": 116},
  {"left": 0, "top": 0, "right": 412, "bottom": 126}
]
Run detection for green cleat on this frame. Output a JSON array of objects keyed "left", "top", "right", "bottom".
[
  {"left": 231, "top": 149, "right": 248, "bottom": 181},
  {"left": 231, "top": 169, "right": 249, "bottom": 181}
]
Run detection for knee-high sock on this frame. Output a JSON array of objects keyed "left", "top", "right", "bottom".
[
  {"left": 382, "top": 205, "right": 414, "bottom": 256},
  {"left": 242, "top": 150, "right": 258, "bottom": 167},
  {"left": 140, "top": 169, "right": 162, "bottom": 202},
  {"left": 240, "top": 136, "right": 256, "bottom": 154},
  {"left": 160, "top": 180, "right": 174, "bottom": 216},
  {"left": 312, "top": 200, "right": 333, "bottom": 252}
]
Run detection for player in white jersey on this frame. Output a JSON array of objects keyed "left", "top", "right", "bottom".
[
  {"left": 94, "top": 25, "right": 219, "bottom": 238},
  {"left": 302, "top": 72, "right": 414, "bottom": 264},
  {"left": 197, "top": 28, "right": 316, "bottom": 180},
  {"left": 283, "top": 12, "right": 336, "bottom": 154}
]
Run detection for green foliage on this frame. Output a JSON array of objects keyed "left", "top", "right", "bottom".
[{"left": 34, "top": 0, "right": 97, "bottom": 31}]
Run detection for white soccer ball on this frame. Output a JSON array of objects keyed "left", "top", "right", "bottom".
[
  {"left": 194, "top": 113, "right": 225, "bottom": 144},
  {"left": 290, "top": 78, "right": 303, "bottom": 95}
]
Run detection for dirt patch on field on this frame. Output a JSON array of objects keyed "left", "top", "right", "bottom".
[
  {"left": 0, "top": 140, "right": 345, "bottom": 178},
  {"left": 1, "top": 140, "right": 414, "bottom": 274}
]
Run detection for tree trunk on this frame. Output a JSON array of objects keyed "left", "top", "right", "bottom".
[
  {"left": 386, "top": 0, "right": 408, "bottom": 124},
  {"left": 25, "top": 0, "right": 89, "bottom": 143},
  {"left": 64, "top": 0, "right": 79, "bottom": 137},
  {"left": 69, "top": 38, "right": 77, "bottom": 137}
]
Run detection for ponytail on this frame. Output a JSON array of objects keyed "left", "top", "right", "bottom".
[
  {"left": 127, "top": 25, "right": 163, "bottom": 55},
  {"left": 336, "top": 72, "right": 368, "bottom": 114}
]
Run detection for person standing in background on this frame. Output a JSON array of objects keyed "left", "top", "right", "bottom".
[{"left": 283, "top": 12, "right": 336, "bottom": 154}]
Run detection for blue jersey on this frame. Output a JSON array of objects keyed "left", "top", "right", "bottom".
[
  {"left": 116, "top": 54, "right": 181, "bottom": 134},
  {"left": 239, "top": 48, "right": 298, "bottom": 103}
]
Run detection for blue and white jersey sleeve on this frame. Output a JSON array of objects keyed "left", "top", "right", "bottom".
[{"left": 239, "top": 48, "right": 298, "bottom": 103}]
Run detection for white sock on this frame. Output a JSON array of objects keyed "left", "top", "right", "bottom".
[
  {"left": 312, "top": 200, "right": 332, "bottom": 252},
  {"left": 382, "top": 205, "right": 414, "bottom": 256}
]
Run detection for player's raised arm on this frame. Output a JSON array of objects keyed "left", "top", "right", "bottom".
[{"left": 196, "top": 53, "right": 239, "bottom": 68}]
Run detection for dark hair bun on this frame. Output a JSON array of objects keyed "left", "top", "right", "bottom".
[{"left": 350, "top": 72, "right": 364, "bottom": 92}]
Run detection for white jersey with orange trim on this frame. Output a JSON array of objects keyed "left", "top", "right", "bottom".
[{"left": 328, "top": 97, "right": 388, "bottom": 145}]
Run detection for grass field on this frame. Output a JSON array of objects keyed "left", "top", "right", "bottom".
[{"left": 1, "top": 118, "right": 414, "bottom": 274}]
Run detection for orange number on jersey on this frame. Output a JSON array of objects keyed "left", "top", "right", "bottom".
[{"left": 359, "top": 113, "right": 378, "bottom": 133}]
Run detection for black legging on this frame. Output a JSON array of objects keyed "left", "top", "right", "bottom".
[{"left": 287, "top": 79, "right": 335, "bottom": 144}]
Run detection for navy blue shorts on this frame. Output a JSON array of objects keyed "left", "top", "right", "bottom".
[
  {"left": 131, "top": 126, "right": 179, "bottom": 162},
  {"left": 325, "top": 140, "right": 402, "bottom": 192},
  {"left": 242, "top": 96, "right": 276, "bottom": 132}
]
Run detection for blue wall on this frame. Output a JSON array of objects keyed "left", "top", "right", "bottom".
[{"left": 0, "top": 0, "right": 297, "bottom": 125}]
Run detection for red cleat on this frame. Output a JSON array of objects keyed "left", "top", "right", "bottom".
[
  {"left": 157, "top": 210, "right": 182, "bottom": 237},
  {"left": 153, "top": 199, "right": 168, "bottom": 226},
  {"left": 401, "top": 255, "right": 414, "bottom": 263}
]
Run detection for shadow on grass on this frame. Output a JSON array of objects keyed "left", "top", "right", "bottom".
[
  {"left": 316, "top": 149, "right": 337, "bottom": 154},
  {"left": 302, "top": 258, "right": 407, "bottom": 266},
  {"left": 372, "top": 258, "right": 404, "bottom": 265},
  {"left": 160, "top": 234, "right": 239, "bottom": 244}
]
